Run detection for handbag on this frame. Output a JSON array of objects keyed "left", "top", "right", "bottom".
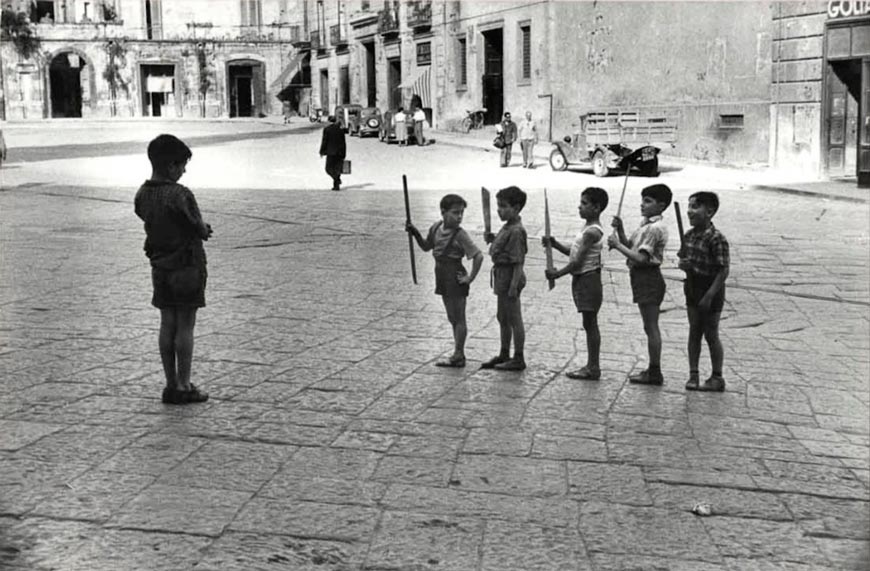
[
  {"left": 342, "top": 159, "right": 352, "bottom": 174},
  {"left": 493, "top": 135, "right": 505, "bottom": 149}
]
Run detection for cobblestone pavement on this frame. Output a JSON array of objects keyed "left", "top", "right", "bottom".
[{"left": 1, "top": 121, "right": 868, "bottom": 570}]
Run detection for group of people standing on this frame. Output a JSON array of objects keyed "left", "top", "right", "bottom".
[
  {"left": 495, "top": 111, "right": 539, "bottom": 169},
  {"left": 392, "top": 106, "right": 428, "bottom": 147}
]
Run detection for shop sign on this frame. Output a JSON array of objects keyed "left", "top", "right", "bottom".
[{"left": 828, "top": 0, "right": 870, "bottom": 20}]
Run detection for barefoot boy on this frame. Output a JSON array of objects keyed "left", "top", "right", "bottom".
[
  {"left": 135, "top": 134, "right": 212, "bottom": 404},
  {"left": 608, "top": 184, "right": 671, "bottom": 385},
  {"left": 406, "top": 194, "right": 484, "bottom": 367},
  {"left": 482, "top": 186, "right": 528, "bottom": 371},
  {"left": 544, "top": 187, "right": 608, "bottom": 380},
  {"left": 677, "top": 191, "right": 729, "bottom": 392}
]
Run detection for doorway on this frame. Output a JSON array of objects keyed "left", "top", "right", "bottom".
[
  {"left": 49, "top": 52, "right": 85, "bottom": 118},
  {"left": 825, "top": 60, "right": 860, "bottom": 178},
  {"left": 141, "top": 64, "right": 175, "bottom": 117},
  {"left": 319, "top": 69, "right": 329, "bottom": 111},
  {"left": 482, "top": 28, "right": 503, "bottom": 125},
  {"left": 228, "top": 61, "right": 264, "bottom": 117},
  {"left": 364, "top": 41, "right": 376, "bottom": 107},
  {"left": 387, "top": 57, "right": 401, "bottom": 110}
]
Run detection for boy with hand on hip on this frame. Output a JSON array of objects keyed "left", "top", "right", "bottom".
[
  {"left": 134, "top": 134, "right": 212, "bottom": 405},
  {"left": 544, "top": 187, "right": 609, "bottom": 380},
  {"left": 608, "top": 184, "right": 671, "bottom": 385},
  {"left": 677, "top": 192, "right": 730, "bottom": 392},
  {"left": 481, "top": 186, "right": 528, "bottom": 371},
  {"left": 406, "top": 194, "right": 484, "bottom": 367}
]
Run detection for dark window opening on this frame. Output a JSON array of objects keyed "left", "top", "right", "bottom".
[
  {"left": 719, "top": 114, "right": 744, "bottom": 129},
  {"left": 520, "top": 24, "right": 531, "bottom": 81},
  {"left": 457, "top": 37, "right": 467, "bottom": 87},
  {"left": 33, "top": 1, "right": 56, "bottom": 22},
  {"left": 417, "top": 41, "right": 431, "bottom": 66}
]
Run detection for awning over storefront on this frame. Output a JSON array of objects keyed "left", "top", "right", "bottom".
[
  {"left": 146, "top": 76, "right": 174, "bottom": 93},
  {"left": 270, "top": 50, "right": 308, "bottom": 89},
  {"left": 398, "top": 66, "right": 431, "bottom": 108}
]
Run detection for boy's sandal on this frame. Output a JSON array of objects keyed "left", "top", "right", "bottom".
[
  {"left": 480, "top": 355, "right": 509, "bottom": 369},
  {"left": 685, "top": 377, "right": 700, "bottom": 391},
  {"left": 494, "top": 359, "right": 526, "bottom": 371},
  {"left": 436, "top": 356, "right": 466, "bottom": 368},
  {"left": 697, "top": 376, "right": 725, "bottom": 392},
  {"left": 566, "top": 366, "right": 601, "bottom": 380},
  {"left": 181, "top": 384, "right": 209, "bottom": 403}
]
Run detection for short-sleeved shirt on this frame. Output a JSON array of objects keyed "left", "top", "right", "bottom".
[
  {"left": 394, "top": 111, "right": 406, "bottom": 123},
  {"left": 626, "top": 215, "right": 668, "bottom": 269},
  {"left": 426, "top": 222, "right": 481, "bottom": 260},
  {"left": 569, "top": 223, "right": 604, "bottom": 275},
  {"left": 134, "top": 180, "right": 206, "bottom": 269},
  {"left": 490, "top": 217, "right": 527, "bottom": 265},
  {"left": 413, "top": 109, "right": 426, "bottom": 122},
  {"left": 681, "top": 223, "right": 730, "bottom": 277}
]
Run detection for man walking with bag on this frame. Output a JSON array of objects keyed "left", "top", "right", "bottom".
[
  {"left": 499, "top": 112, "right": 517, "bottom": 168},
  {"left": 320, "top": 114, "right": 347, "bottom": 191}
]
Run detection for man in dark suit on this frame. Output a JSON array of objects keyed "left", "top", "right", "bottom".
[{"left": 319, "top": 114, "right": 347, "bottom": 191}]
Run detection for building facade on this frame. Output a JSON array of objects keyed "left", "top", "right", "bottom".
[{"left": 0, "top": 0, "right": 313, "bottom": 120}]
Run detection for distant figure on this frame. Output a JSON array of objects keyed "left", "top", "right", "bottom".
[
  {"left": 319, "top": 114, "right": 347, "bottom": 191},
  {"left": 499, "top": 112, "right": 517, "bottom": 167},
  {"left": 0, "top": 126, "right": 7, "bottom": 170},
  {"left": 134, "top": 134, "right": 212, "bottom": 405},
  {"left": 413, "top": 106, "right": 426, "bottom": 146},
  {"left": 518, "top": 111, "right": 538, "bottom": 168},
  {"left": 394, "top": 107, "right": 407, "bottom": 146}
]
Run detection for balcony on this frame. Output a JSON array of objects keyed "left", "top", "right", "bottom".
[
  {"left": 329, "top": 24, "right": 347, "bottom": 47},
  {"left": 288, "top": 24, "right": 311, "bottom": 48},
  {"left": 407, "top": 0, "right": 432, "bottom": 30},
  {"left": 349, "top": 5, "right": 378, "bottom": 28},
  {"left": 310, "top": 30, "right": 323, "bottom": 51},
  {"left": 378, "top": 6, "right": 399, "bottom": 35}
]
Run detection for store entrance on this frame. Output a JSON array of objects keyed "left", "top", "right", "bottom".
[{"left": 825, "top": 60, "right": 860, "bottom": 179}]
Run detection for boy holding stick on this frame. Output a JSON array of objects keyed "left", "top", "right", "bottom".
[
  {"left": 543, "top": 187, "right": 609, "bottom": 380},
  {"left": 677, "top": 192, "right": 730, "bottom": 391},
  {"left": 608, "top": 184, "right": 672, "bottom": 385}
]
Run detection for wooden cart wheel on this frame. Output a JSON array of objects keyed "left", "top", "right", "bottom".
[{"left": 592, "top": 150, "right": 609, "bottom": 177}]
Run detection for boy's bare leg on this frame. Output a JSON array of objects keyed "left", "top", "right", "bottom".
[
  {"left": 639, "top": 303, "right": 662, "bottom": 369},
  {"left": 442, "top": 296, "right": 467, "bottom": 359},
  {"left": 685, "top": 306, "right": 704, "bottom": 389},
  {"left": 174, "top": 307, "right": 198, "bottom": 391},
  {"left": 581, "top": 311, "right": 600, "bottom": 370},
  {"left": 158, "top": 308, "right": 178, "bottom": 389},
  {"left": 507, "top": 297, "right": 525, "bottom": 359},
  {"left": 703, "top": 311, "right": 724, "bottom": 376},
  {"left": 481, "top": 296, "right": 512, "bottom": 369}
]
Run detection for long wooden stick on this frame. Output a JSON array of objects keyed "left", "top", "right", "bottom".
[
  {"left": 403, "top": 175, "right": 417, "bottom": 284},
  {"left": 674, "top": 200, "right": 691, "bottom": 290},
  {"left": 616, "top": 158, "right": 631, "bottom": 219},
  {"left": 481, "top": 186, "right": 491, "bottom": 235},
  {"left": 544, "top": 188, "right": 555, "bottom": 290}
]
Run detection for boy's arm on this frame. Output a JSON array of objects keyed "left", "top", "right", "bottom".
[
  {"left": 181, "top": 190, "right": 212, "bottom": 239},
  {"left": 699, "top": 266, "right": 729, "bottom": 311},
  {"left": 462, "top": 251, "right": 484, "bottom": 284},
  {"left": 405, "top": 223, "right": 432, "bottom": 251},
  {"left": 547, "top": 229, "right": 598, "bottom": 280},
  {"left": 608, "top": 235, "right": 651, "bottom": 265},
  {"left": 508, "top": 259, "right": 524, "bottom": 297},
  {"left": 611, "top": 216, "right": 629, "bottom": 246},
  {"left": 541, "top": 236, "right": 570, "bottom": 256}
]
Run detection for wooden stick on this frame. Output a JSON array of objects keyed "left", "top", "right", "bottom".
[
  {"left": 403, "top": 175, "right": 417, "bottom": 285},
  {"left": 616, "top": 158, "right": 631, "bottom": 219},
  {"left": 674, "top": 200, "right": 691, "bottom": 290},
  {"left": 544, "top": 188, "right": 555, "bottom": 290},
  {"left": 481, "top": 186, "right": 491, "bottom": 235}
]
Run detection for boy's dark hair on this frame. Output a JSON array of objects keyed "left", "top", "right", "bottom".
[
  {"left": 440, "top": 194, "right": 467, "bottom": 211},
  {"left": 641, "top": 183, "right": 672, "bottom": 209},
  {"left": 147, "top": 134, "right": 192, "bottom": 171},
  {"left": 581, "top": 187, "right": 609, "bottom": 211},
  {"left": 496, "top": 186, "right": 527, "bottom": 210},
  {"left": 689, "top": 191, "right": 720, "bottom": 214}
]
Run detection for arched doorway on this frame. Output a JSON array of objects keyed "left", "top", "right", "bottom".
[
  {"left": 49, "top": 51, "right": 86, "bottom": 118},
  {"left": 227, "top": 59, "right": 265, "bottom": 117}
]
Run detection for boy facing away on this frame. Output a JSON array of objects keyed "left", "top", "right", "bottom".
[
  {"left": 544, "top": 187, "right": 609, "bottom": 380},
  {"left": 406, "top": 194, "right": 484, "bottom": 367},
  {"left": 482, "top": 186, "right": 528, "bottom": 371},
  {"left": 134, "top": 134, "right": 212, "bottom": 405},
  {"left": 608, "top": 184, "right": 672, "bottom": 385},
  {"left": 677, "top": 192, "right": 730, "bottom": 392}
]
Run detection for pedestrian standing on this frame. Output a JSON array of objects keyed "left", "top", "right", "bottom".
[
  {"left": 405, "top": 194, "right": 485, "bottom": 368},
  {"left": 518, "top": 111, "right": 538, "bottom": 168},
  {"left": 677, "top": 192, "right": 730, "bottom": 392},
  {"left": 395, "top": 107, "right": 407, "bottom": 146},
  {"left": 544, "top": 187, "right": 609, "bottom": 380},
  {"left": 134, "top": 134, "right": 211, "bottom": 405},
  {"left": 413, "top": 106, "right": 426, "bottom": 146},
  {"left": 608, "top": 184, "right": 672, "bottom": 386},
  {"left": 481, "top": 186, "right": 528, "bottom": 371},
  {"left": 320, "top": 114, "right": 347, "bottom": 191},
  {"left": 499, "top": 112, "right": 517, "bottom": 167}
]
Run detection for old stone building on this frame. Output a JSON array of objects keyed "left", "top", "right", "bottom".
[{"left": 0, "top": 0, "right": 313, "bottom": 119}]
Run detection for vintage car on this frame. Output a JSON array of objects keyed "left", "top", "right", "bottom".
[
  {"left": 334, "top": 104, "right": 363, "bottom": 133},
  {"left": 549, "top": 110, "right": 677, "bottom": 177},
  {"left": 379, "top": 109, "right": 417, "bottom": 144},
  {"left": 349, "top": 107, "right": 383, "bottom": 137}
]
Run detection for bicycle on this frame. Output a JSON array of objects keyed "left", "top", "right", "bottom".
[{"left": 460, "top": 108, "right": 487, "bottom": 133}]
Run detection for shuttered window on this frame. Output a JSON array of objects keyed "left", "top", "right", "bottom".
[
  {"left": 240, "top": 0, "right": 262, "bottom": 28},
  {"left": 457, "top": 37, "right": 467, "bottom": 88},
  {"left": 520, "top": 23, "right": 531, "bottom": 81}
]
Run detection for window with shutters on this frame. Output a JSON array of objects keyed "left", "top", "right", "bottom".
[
  {"left": 417, "top": 42, "right": 431, "bottom": 66},
  {"left": 518, "top": 22, "right": 531, "bottom": 84},
  {"left": 144, "top": 0, "right": 162, "bottom": 40},
  {"left": 456, "top": 37, "right": 467, "bottom": 89},
  {"left": 240, "top": 0, "right": 262, "bottom": 29}
]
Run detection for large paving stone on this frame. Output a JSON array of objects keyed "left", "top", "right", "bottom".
[
  {"left": 0, "top": 420, "right": 65, "bottom": 451},
  {"left": 0, "top": 516, "right": 102, "bottom": 570},
  {"left": 59, "top": 528, "right": 213, "bottom": 571},
  {"left": 648, "top": 483, "right": 792, "bottom": 520},
  {"left": 452, "top": 454, "right": 567, "bottom": 497},
  {"left": 194, "top": 531, "right": 366, "bottom": 571},
  {"left": 29, "top": 470, "right": 155, "bottom": 521},
  {"left": 480, "top": 520, "right": 592, "bottom": 571},
  {"left": 371, "top": 454, "right": 454, "bottom": 486},
  {"left": 703, "top": 516, "right": 829, "bottom": 564},
  {"left": 566, "top": 461, "right": 652, "bottom": 505},
  {"left": 229, "top": 497, "right": 378, "bottom": 541}
]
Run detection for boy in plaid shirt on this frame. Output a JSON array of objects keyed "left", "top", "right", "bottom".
[{"left": 677, "top": 192, "right": 730, "bottom": 392}]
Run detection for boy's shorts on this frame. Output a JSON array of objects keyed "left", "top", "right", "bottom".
[
  {"left": 572, "top": 269, "right": 602, "bottom": 313},
  {"left": 152, "top": 264, "right": 207, "bottom": 309},
  {"left": 684, "top": 272, "right": 725, "bottom": 313},
  {"left": 629, "top": 266, "right": 665, "bottom": 306},
  {"left": 491, "top": 264, "right": 526, "bottom": 296},
  {"left": 434, "top": 257, "right": 469, "bottom": 298}
]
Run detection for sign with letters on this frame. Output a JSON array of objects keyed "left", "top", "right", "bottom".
[{"left": 828, "top": 0, "right": 870, "bottom": 20}]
